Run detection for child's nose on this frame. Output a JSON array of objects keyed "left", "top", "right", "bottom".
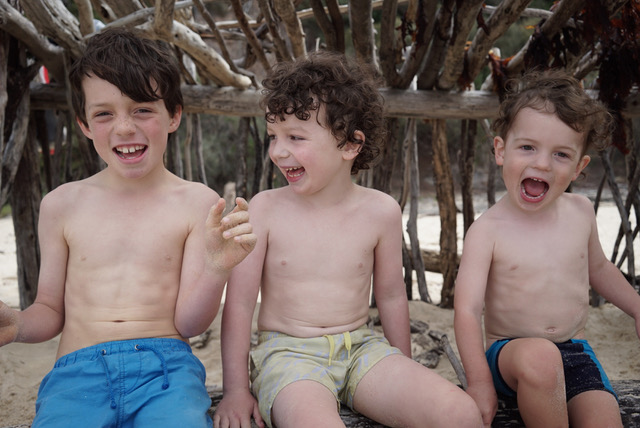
[
  {"left": 533, "top": 154, "right": 551, "bottom": 170},
  {"left": 115, "top": 115, "right": 135, "bottom": 135},
  {"left": 270, "top": 139, "right": 290, "bottom": 159}
]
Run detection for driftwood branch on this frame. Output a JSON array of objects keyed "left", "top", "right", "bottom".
[
  {"left": 28, "top": 82, "right": 640, "bottom": 119},
  {"left": 464, "top": 0, "right": 531, "bottom": 86},
  {"left": 20, "top": 0, "right": 84, "bottom": 59},
  {"left": 0, "top": 1, "right": 65, "bottom": 80},
  {"left": 507, "top": 0, "right": 587, "bottom": 75},
  {"left": 272, "top": 0, "right": 306, "bottom": 58},
  {"left": 436, "top": 0, "right": 484, "bottom": 90},
  {"left": 231, "top": 0, "right": 272, "bottom": 72},
  {"left": 348, "top": 0, "right": 377, "bottom": 67},
  {"left": 256, "top": 0, "right": 293, "bottom": 62}
]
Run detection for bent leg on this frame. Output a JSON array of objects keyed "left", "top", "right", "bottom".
[
  {"left": 272, "top": 380, "right": 345, "bottom": 428},
  {"left": 352, "top": 354, "right": 482, "bottom": 428},
  {"left": 568, "top": 390, "right": 622, "bottom": 428},
  {"left": 499, "top": 338, "right": 568, "bottom": 428}
]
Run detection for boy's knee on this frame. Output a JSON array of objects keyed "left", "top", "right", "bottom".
[
  {"left": 423, "top": 389, "right": 482, "bottom": 428},
  {"left": 512, "top": 338, "right": 564, "bottom": 389},
  {"left": 447, "top": 394, "right": 483, "bottom": 427}
]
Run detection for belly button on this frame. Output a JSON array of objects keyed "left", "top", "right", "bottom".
[{"left": 546, "top": 326, "right": 557, "bottom": 333}]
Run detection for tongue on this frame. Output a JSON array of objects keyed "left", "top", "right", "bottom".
[
  {"left": 523, "top": 178, "right": 546, "bottom": 197},
  {"left": 117, "top": 148, "right": 143, "bottom": 159}
]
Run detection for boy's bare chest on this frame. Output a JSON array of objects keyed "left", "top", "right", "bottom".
[
  {"left": 266, "top": 214, "right": 377, "bottom": 270},
  {"left": 65, "top": 201, "right": 189, "bottom": 267}
]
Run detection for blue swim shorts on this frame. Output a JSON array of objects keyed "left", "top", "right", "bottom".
[
  {"left": 249, "top": 325, "right": 402, "bottom": 427},
  {"left": 486, "top": 338, "right": 617, "bottom": 402},
  {"left": 32, "top": 338, "right": 213, "bottom": 428}
]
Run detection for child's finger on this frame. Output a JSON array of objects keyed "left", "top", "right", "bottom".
[
  {"left": 206, "top": 198, "right": 227, "bottom": 228},
  {"left": 222, "top": 222, "right": 254, "bottom": 240},
  {"left": 225, "top": 197, "right": 249, "bottom": 216},
  {"left": 235, "top": 197, "right": 249, "bottom": 211}
]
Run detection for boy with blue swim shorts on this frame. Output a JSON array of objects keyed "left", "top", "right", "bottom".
[
  {"left": 0, "top": 28, "right": 256, "bottom": 427},
  {"left": 214, "top": 51, "right": 483, "bottom": 428},
  {"left": 454, "top": 68, "right": 640, "bottom": 428}
]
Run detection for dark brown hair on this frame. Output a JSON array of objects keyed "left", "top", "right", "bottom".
[
  {"left": 69, "top": 28, "right": 183, "bottom": 127},
  {"left": 261, "top": 51, "right": 385, "bottom": 175},
  {"left": 493, "top": 68, "right": 612, "bottom": 154}
]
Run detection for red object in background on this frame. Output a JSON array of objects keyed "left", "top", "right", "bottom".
[{"left": 39, "top": 66, "right": 49, "bottom": 84}]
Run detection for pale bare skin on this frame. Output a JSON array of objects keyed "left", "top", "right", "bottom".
[
  {"left": 0, "top": 75, "right": 256, "bottom": 361},
  {"left": 454, "top": 107, "right": 640, "bottom": 428},
  {"left": 215, "top": 108, "right": 482, "bottom": 428}
]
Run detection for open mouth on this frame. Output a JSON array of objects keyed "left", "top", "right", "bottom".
[
  {"left": 521, "top": 177, "right": 549, "bottom": 200},
  {"left": 114, "top": 145, "right": 146, "bottom": 159},
  {"left": 285, "top": 167, "right": 305, "bottom": 178}
]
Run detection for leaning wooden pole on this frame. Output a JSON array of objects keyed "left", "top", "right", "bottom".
[{"left": 432, "top": 119, "right": 457, "bottom": 308}]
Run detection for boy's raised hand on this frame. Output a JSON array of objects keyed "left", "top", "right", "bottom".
[
  {"left": 205, "top": 197, "right": 256, "bottom": 273},
  {"left": 0, "top": 301, "right": 19, "bottom": 347}
]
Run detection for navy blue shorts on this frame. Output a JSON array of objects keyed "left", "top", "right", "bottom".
[
  {"left": 32, "top": 338, "right": 213, "bottom": 428},
  {"left": 485, "top": 338, "right": 617, "bottom": 402}
]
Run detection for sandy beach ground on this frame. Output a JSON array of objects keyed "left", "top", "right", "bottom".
[{"left": 1, "top": 201, "right": 639, "bottom": 426}]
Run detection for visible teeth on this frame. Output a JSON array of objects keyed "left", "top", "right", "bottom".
[
  {"left": 117, "top": 145, "right": 144, "bottom": 154},
  {"left": 285, "top": 167, "right": 303, "bottom": 177}
]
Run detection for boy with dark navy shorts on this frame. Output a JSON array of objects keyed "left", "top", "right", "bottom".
[{"left": 454, "top": 69, "right": 640, "bottom": 428}]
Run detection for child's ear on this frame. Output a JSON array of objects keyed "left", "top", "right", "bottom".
[
  {"left": 493, "top": 136, "right": 506, "bottom": 166},
  {"left": 76, "top": 117, "right": 93, "bottom": 140},
  {"left": 342, "top": 130, "right": 364, "bottom": 161},
  {"left": 168, "top": 105, "right": 182, "bottom": 133},
  {"left": 572, "top": 155, "right": 591, "bottom": 180}
]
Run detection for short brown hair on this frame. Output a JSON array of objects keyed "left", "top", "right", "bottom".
[
  {"left": 261, "top": 51, "right": 386, "bottom": 175},
  {"left": 492, "top": 69, "right": 612, "bottom": 154},
  {"left": 69, "top": 28, "right": 183, "bottom": 127}
]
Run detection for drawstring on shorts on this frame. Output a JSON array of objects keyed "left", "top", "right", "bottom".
[
  {"left": 323, "top": 331, "right": 352, "bottom": 366},
  {"left": 98, "top": 343, "right": 171, "bottom": 410},
  {"left": 98, "top": 350, "right": 117, "bottom": 409},
  {"left": 135, "top": 344, "right": 170, "bottom": 390}
]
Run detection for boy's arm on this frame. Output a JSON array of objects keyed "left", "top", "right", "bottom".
[
  {"left": 586, "top": 206, "right": 640, "bottom": 337},
  {"left": 454, "top": 222, "right": 497, "bottom": 427},
  {"left": 371, "top": 198, "right": 411, "bottom": 356},
  {"left": 214, "top": 196, "right": 267, "bottom": 428},
  {"left": 0, "top": 192, "right": 68, "bottom": 346},
  {"left": 175, "top": 195, "right": 256, "bottom": 338}
]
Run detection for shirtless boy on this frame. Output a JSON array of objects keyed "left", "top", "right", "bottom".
[
  {"left": 454, "top": 69, "right": 640, "bottom": 428},
  {"left": 213, "top": 51, "right": 482, "bottom": 428},
  {"left": 0, "top": 29, "right": 256, "bottom": 427}
]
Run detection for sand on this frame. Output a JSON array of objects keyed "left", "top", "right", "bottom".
[{"left": 1, "top": 203, "right": 639, "bottom": 426}]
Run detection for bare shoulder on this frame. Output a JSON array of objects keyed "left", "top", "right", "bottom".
[
  {"left": 355, "top": 186, "right": 401, "bottom": 218},
  {"left": 167, "top": 177, "right": 219, "bottom": 213},
  {"left": 247, "top": 187, "right": 289, "bottom": 213},
  {"left": 561, "top": 192, "right": 594, "bottom": 212},
  {"left": 466, "top": 201, "right": 501, "bottom": 234},
  {"left": 39, "top": 178, "right": 92, "bottom": 214}
]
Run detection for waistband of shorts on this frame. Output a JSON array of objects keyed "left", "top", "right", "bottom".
[
  {"left": 54, "top": 338, "right": 191, "bottom": 367},
  {"left": 258, "top": 323, "right": 371, "bottom": 343}
]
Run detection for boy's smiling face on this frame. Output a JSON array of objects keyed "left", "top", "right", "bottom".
[
  {"left": 494, "top": 107, "right": 590, "bottom": 212},
  {"left": 77, "top": 74, "right": 181, "bottom": 180},
  {"left": 266, "top": 106, "right": 360, "bottom": 196}
]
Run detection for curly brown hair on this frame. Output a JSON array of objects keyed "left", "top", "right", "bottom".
[
  {"left": 261, "top": 51, "right": 386, "bottom": 175},
  {"left": 69, "top": 28, "right": 183, "bottom": 127},
  {"left": 492, "top": 69, "right": 612, "bottom": 154}
]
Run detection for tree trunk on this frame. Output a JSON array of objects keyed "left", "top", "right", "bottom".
[
  {"left": 432, "top": 120, "right": 457, "bottom": 308},
  {"left": 404, "top": 119, "right": 429, "bottom": 302},
  {"left": 459, "top": 119, "right": 476, "bottom": 236},
  {"left": 235, "top": 117, "right": 249, "bottom": 199},
  {"left": 372, "top": 117, "right": 400, "bottom": 194},
  {"left": 11, "top": 114, "right": 40, "bottom": 309}
]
